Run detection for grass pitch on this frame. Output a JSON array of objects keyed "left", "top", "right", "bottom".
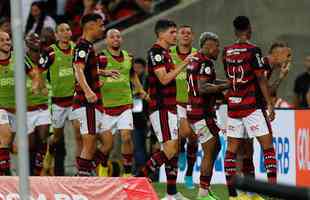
[{"left": 153, "top": 183, "right": 229, "bottom": 200}]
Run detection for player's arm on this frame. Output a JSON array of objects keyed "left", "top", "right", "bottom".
[
  {"left": 73, "top": 47, "right": 97, "bottom": 103},
  {"left": 252, "top": 47, "right": 275, "bottom": 120},
  {"left": 197, "top": 61, "right": 229, "bottom": 94},
  {"left": 131, "top": 71, "right": 150, "bottom": 102},
  {"left": 150, "top": 49, "right": 193, "bottom": 85},
  {"left": 97, "top": 53, "right": 120, "bottom": 79}
]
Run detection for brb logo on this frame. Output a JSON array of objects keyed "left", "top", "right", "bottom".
[{"left": 260, "top": 137, "right": 290, "bottom": 174}]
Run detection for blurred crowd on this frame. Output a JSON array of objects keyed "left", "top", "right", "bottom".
[{"left": 0, "top": 0, "right": 177, "bottom": 41}]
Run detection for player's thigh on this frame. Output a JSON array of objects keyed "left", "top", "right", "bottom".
[
  {"left": 117, "top": 109, "right": 134, "bottom": 132},
  {"left": 149, "top": 110, "right": 178, "bottom": 144},
  {"left": 243, "top": 109, "right": 271, "bottom": 139},
  {"left": 76, "top": 107, "right": 102, "bottom": 135},
  {"left": 0, "top": 110, "right": 13, "bottom": 146},
  {"left": 102, "top": 112, "right": 118, "bottom": 134},
  {"left": 51, "top": 104, "right": 68, "bottom": 129},
  {"left": 226, "top": 116, "right": 246, "bottom": 139},
  {"left": 120, "top": 129, "right": 132, "bottom": 144}
]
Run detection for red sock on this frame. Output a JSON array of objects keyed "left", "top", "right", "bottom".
[
  {"left": 263, "top": 148, "right": 277, "bottom": 184},
  {"left": 200, "top": 175, "right": 212, "bottom": 190},
  {"left": 0, "top": 148, "right": 10, "bottom": 176},
  {"left": 186, "top": 138, "right": 198, "bottom": 176},
  {"left": 146, "top": 151, "right": 168, "bottom": 173},
  {"left": 224, "top": 151, "right": 237, "bottom": 197},
  {"left": 76, "top": 157, "right": 93, "bottom": 176},
  {"left": 122, "top": 153, "right": 133, "bottom": 174},
  {"left": 34, "top": 144, "right": 47, "bottom": 176},
  {"left": 242, "top": 158, "right": 255, "bottom": 178},
  {"left": 94, "top": 150, "right": 109, "bottom": 167},
  {"left": 165, "top": 156, "right": 178, "bottom": 195}
]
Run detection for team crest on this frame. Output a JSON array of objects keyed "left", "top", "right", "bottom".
[
  {"left": 78, "top": 50, "right": 86, "bottom": 58},
  {"left": 205, "top": 66, "right": 211, "bottom": 74},
  {"left": 154, "top": 54, "right": 162, "bottom": 62}
]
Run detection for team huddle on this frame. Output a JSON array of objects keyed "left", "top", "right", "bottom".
[{"left": 0, "top": 12, "right": 292, "bottom": 200}]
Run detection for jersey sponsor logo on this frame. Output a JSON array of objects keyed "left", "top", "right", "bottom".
[
  {"left": 228, "top": 97, "right": 242, "bottom": 104},
  {"left": 0, "top": 78, "right": 14, "bottom": 86},
  {"left": 59, "top": 68, "right": 74, "bottom": 77},
  {"left": 176, "top": 71, "right": 186, "bottom": 80},
  {"left": 226, "top": 48, "right": 247, "bottom": 55}
]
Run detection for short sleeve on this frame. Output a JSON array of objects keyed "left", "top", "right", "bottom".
[
  {"left": 73, "top": 43, "right": 90, "bottom": 66},
  {"left": 250, "top": 47, "right": 265, "bottom": 77},
  {"left": 38, "top": 47, "right": 55, "bottom": 71},
  {"left": 198, "top": 59, "right": 214, "bottom": 82},
  {"left": 148, "top": 48, "right": 165, "bottom": 71}
]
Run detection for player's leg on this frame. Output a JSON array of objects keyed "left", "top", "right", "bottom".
[
  {"left": 76, "top": 107, "right": 98, "bottom": 176},
  {"left": 245, "top": 109, "right": 277, "bottom": 185},
  {"left": 94, "top": 112, "right": 115, "bottom": 176},
  {"left": 0, "top": 110, "right": 14, "bottom": 176},
  {"left": 120, "top": 129, "right": 133, "bottom": 176},
  {"left": 33, "top": 124, "right": 50, "bottom": 176},
  {"left": 241, "top": 139, "right": 255, "bottom": 179},
  {"left": 117, "top": 109, "right": 134, "bottom": 176},
  {"left": 192, "top": 119, "right": 220, "bottom": 200},
  {"left": 49, "top": 105, "right": 68, "bottom": 176},
  {"left": 32, "top": 109, "right": 51, "bottom": 176},
  {"left": 145, "top": 110, "right": 189, "bottom": 199},
  {"left": 177, "top": 105, "right": 190, "bottom": 171},
  {"left": 184, "top": 133, "right": 198, "bottom": 189},
  {"left": 224, "top": 117, "right": 244, "bottom": 199},
  {"left": 71, "top": 119, "right": 82, "bottom": 157},
  {"left": 96, "top": 130, "right": 113, "bottom": 176}
]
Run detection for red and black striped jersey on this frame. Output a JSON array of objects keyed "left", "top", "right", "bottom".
[
  {"left": 147, "top": 44, "right": 177, "bottom": 113},
  {"left": 72, "top": 38, "right": 103, "bottom": 111},
  {"left": 223, "top": 42, "right": 266, "bottom": 118},
  {"left": 187, "top": 52, "right": 216, "bottom": 123}
]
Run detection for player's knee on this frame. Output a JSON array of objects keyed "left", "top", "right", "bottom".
[
  {"left": 0, "top": 125, "right": 12, "bottom": 147},
  {"left": 121, "top": 131, "right": 132, "bottom": 145},
  {"left": 163, "top": 140, "right": 178, "bottom": 159}
]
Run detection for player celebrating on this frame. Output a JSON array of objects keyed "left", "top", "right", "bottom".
[
  {"left": 187, "top": 32, "right": 229, "bottom": 200},
  {"left": 38, "top": 23, "right": 82, "bottom": 175},
  {"left": 72, "top": 13, "right": 119, "bottom": 176},
  {"left": 0, "top": 31, "right": 44, "bottom": 176},
  {"left": 24, "top": 33, "right": 51, "bottom": 176},
  {"left": 170, "top": 25, "right": 198, "bottom": 188},
  {"left": 142, "top": 19, "right": 193, "bottom": 200},
  {"left": 95, "top": 28, "right": 148, "bottom": 177},
  {"left": 0, "top": 31, "right": 16, "bottom": 176},
  {"left": 236, "top": 41, "right": 291, "bottom": 200},
  {"left": 223, "top": 16, "right": 277, "bottom": 200}
]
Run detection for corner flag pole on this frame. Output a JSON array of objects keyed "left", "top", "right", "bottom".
[{"left": 10, "top": 0, "right": 30, "bottom": 199}]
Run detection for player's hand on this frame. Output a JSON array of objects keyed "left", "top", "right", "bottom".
[
  {"left": 279, "top": 62, "right": 290, "bottom": 79},
  {"left": 267, "top": 103, "right": 275, "bottom": 121},
  {"left": 184, "top": 52, "right": 198, "bottom": 65},
  {"left": 99, "top": 69, "right": 120, "bottom": 79},
  {"left": 85, "top": 90, "right": 98, "bottom": 103}
]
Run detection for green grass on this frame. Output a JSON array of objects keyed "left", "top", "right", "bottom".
[{"left": 152, "top": 183, "right": 229, "bottom": 200}]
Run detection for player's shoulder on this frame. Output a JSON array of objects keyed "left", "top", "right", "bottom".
[
  {"left": 75, "top": 38, "right": 93, "bottom": 50},
  {"left": 148, "top": 44, "right": 165, "bottom": 56}
]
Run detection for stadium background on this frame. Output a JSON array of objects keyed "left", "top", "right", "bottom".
[{"left": 3, "top": 0, "right": 310, "bottom": 199}]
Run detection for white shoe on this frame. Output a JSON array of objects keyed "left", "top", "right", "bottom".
[{"left": 161, "top": 192, "right": 190, "bottom": 200}]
